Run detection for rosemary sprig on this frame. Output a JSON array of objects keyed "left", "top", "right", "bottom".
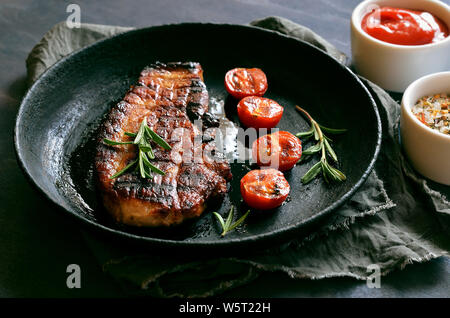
[
  {"left": 213, "top": 206, "right": 251, "bottom": 237},
  {"left": 295, "top": 105, "right": 347, "bottom": 184},
  {"left": 103, "top": 118, "right": 172, "bottom": 179}
]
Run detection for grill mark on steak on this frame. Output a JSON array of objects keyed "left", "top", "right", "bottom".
[{"left": 95, "top": 62, "right": 231, "bottom": 227}]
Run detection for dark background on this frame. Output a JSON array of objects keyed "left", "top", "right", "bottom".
[{"left": 0, "top": 0, "right": 449, "bottom": 297}]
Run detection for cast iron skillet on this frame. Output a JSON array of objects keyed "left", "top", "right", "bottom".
[{"left": 14, "top": 23, "right": 381, "bottom": 251}]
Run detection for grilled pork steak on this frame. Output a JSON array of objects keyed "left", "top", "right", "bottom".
[{"left": 95, "top": 62, "right": 231, "bottom": 227}]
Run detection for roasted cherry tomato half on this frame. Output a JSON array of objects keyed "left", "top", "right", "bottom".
[
  {"left": 240, "top": 168, "right": 290, "bottom": 210},
  {"left": 252, "top": 131, "right": 302, "bottom": 171},
  {"left": 225, "top": 68, "right": 268, "bottom": 100},
  {"left": 237, "top": 96, "right": 284, "bottom": 129}
]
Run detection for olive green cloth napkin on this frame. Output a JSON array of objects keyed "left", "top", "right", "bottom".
[{"left": 26, "top": 17, "right": 450, "bottom": 297}]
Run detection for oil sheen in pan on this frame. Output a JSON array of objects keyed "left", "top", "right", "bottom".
[{"left": 208, "top": 96, "right": 241, "bottom": 161}]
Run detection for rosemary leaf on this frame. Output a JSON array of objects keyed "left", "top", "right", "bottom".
[
  {"left": 322, "top": 160, "right": 345, "bottom": 182},
  {"left": 224, "top": 206, "right": 234, "bottom": 232},
  {"left": 322, "top": 163, "right": 330, "bottom": 183},
  {"left": 146, "top": 145, "right": 155, "bottom": 160},
  {"left": 313, "top": 125, "right": 319, "bottom": 141},
  {"left": 296, "top": 127, "right": 314, "bottom": 139},
  {"left": 142, "top": 166, "right": 153, "bottom": 179},
  {"left": 301, "top": 161, "right": 322, "bottom": 184},
  {"left": 324, "top": 135, "right": 332, "bottom": 142},
  {"left": 212, "top": 212, "right": 225, "bottom": 229},
  {"left": 140, "top": 151, "right": 164, "bottom": 176},
  {"left": 323, "top": 138, "right": 338, "bottom": 162},
  {"left": 213, "top": 206, "right": 251, "bottom": 237},
  {"left": 107, "top": 118, "right": 171, "bottom": 179},
  {"left": 147, "top": 162, "right": 165, "bottom": 176},
  {"left": 295, "top": 105, "right": 346, "bottom": 185},
  {"left": 139, "top": 139, "right": 154, "bottom": 155},
  {"left": 321, "top": 160, "right": 334, "bottom": 177},
  {"left": 138, "top": 151, "right": 146, "bottom": 179},
  {"left": 331, "top": 166, "right": 346, "bottom": 181},
  {"left": 109, "top": 159, "right": 137, "bottom": 179},
  {"left": 226, "top": 210, "right": 251, "bottom": 234},
  {"left": 145, "top": 126, "right": 172, "bottom": 150},
  {"left": 133, "top": 118, "right": 147, "bottom": 145},
  {"left": 302, "top": 142, "right": 322, "bottom": 156},
  {"left": 318, "top": 124, "right": 347, "bottom": 134},
  {"left": 103, "top": 138, "right": 133, "bottom": 146},
  {"left": 139, "top": 150, "right": 153, "bottom": 168}
]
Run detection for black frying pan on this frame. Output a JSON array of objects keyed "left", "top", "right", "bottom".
[{"left": 14, "top": 23, "right": 381, "bottom": 251}]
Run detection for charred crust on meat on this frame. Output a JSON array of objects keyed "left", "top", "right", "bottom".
[
  {"left": 202, "top": 112, "right": 221, "bottom": 128},
  {"left": 95, "top": 62, "right": 231, "bottom": 227}
]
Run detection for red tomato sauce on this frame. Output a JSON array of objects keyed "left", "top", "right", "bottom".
[{"left": 361, "top": 7, "right": 448, "bottom": 45}]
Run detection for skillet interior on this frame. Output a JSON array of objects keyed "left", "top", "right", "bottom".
[{"left": 15, "top": 23, "right": 381, "bottom": 250}]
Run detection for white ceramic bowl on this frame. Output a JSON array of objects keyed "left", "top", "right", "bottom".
[
  {"left": 400, "top": 71, "right": 450, "bottom": 185},
  {"left": 351, "top": 0, "right": 450, "bottom": 92}
]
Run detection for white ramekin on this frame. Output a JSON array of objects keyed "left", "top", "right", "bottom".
[
  {"left": 400, "top": 71, "right": 450, "bottom": 185},
  {"left": 351, "top": 0, "right": 450, "bottom": 93}
]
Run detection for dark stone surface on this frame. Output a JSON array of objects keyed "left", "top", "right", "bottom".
[{"left": 0, "top": 0, "right": 449, "bottom": 297}]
